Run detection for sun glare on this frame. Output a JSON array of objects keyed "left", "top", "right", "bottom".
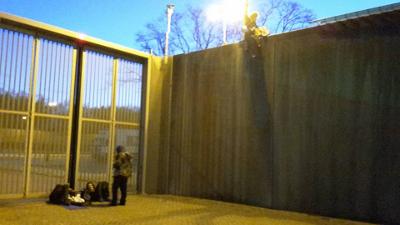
[{"left": 206, "top": 0, "right": 246, "bottom": 23}]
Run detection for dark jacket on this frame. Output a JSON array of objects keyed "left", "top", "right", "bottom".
[{"left": 113, "top": 151, "right": 132, "bottom": 177}]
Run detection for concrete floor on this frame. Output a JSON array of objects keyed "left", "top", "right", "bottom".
[{"left": 0, "top": 195, "right": 374, "bottom": 225}]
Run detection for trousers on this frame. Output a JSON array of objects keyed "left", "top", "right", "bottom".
[{"left": 112, "top": 175, "right": 128, "bottom": 205}]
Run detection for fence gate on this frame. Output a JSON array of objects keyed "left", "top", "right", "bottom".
[
  {"left": 0, "top": 13, "right": 147, "bottom": 197},
  {"left": 0, "top": 28, "right": 76, "bottom": 197},
  {"left": 75, "top": 50, "right": 143, "bottom": 192}
]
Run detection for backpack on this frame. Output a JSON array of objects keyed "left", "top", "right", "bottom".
[
  {"left": 94, "top": 181, "right": 110, "bottom": 202},
  {"left": 49, "top": 184, "right": 71, "bottom": 205}
]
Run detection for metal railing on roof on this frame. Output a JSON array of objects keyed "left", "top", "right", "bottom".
[{"left": 314, "top": 2, "right": 400, "bottom": 25}]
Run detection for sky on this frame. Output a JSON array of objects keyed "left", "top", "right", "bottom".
[{"left": 0, "top": 0, "right": 399, "bottom": 51}]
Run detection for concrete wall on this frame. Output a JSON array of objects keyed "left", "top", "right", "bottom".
[
  {"left": 167, "top": 45, "right": 273, "bottom": 206},
  {"left": 144, "top": 20, "right": 400, "bottom": 224},
  {"left": 143, "top": 56, "right": 173, "bottom": 194},
  {"left": 263, "top": 26, "right": 400, "bottom": 224}
]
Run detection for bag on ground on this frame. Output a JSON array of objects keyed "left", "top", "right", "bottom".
[
  {"left": 49, "top": 184, "right": 71, "bottom": 205},
  {"left": 94, "top": 181, "right": 110, "bottom": 202}
]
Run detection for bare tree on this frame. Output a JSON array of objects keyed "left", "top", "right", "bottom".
[
  {"left": 135, "top": 1, "right": 316, "bottom": 55},
  {"left": 136, "top": 6, "right": 222, "bottom": 56},
  {"left": 258, "top": 0, "right": 283, "bottom": 27},
  {"left": 187, "top": 6, "right": 221, "bottom": 50},
  {"left": 274, "top": 1, "right": 316, "bottom": 33},
  {"left": 136, "top": 16, "right": 166, "bottom": 55}
]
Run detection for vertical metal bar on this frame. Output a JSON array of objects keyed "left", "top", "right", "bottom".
[
  {"left": 46, "top": 118, "right": 50, "bottom": 190},
  {"left": 12, "top": 33, "right": 21, "bottom": 111},
  {"left": 93, "top": 53, "right": 98, "bottom": 119},
  {"left": 108, "top": 58, "right": 118, "bottom": 184},
  {"left": 6, "top": 31, "right": 15, "bottom": 110},
  {"left": 106, "top": 56, "right": 112, "bottom": 120},
  {"left": 91, "top": 52, "right": 97, "bottom": 119},
  {"left": 65, "top": 48, "right": 77, "bottom": 183},
  {"left": 22, "top": 37, "right": 31, "bottom": 111},
  {"left": 57, "top": 46, "right": 65, "bottom": 112},
  {"left": 23, "top": 37, "right": 40, "bottom": 197},
  {"left": 14, "top": 114, "right": 20, "bottom": 192},
  {"left": 127, "top": 61, "right": 132, "bottom": 122},
  {"left": 54, "top": 118, "right": 61, "bottom": 187},
  {"left": 134, "top": 63, "right": 139, "bottom": 122},
  {"left": 127, "top": 61, "right": 131, "bottom": 121},
  {"left": 122, "top": 60, "right": 127, "bottom": 121},
  {"left": 5, "top": 114, "right": 10, "bottom": 194},
  {"left": 17, "top": 34, "right": 26, "bottom": 112},
  {"left": 88, "top": 52, "right": 94, "bottom": 119},
  {"left": 91, "top": 52, "right": 96, "bottom": 119},
  {"left": 115, "top": 60, "right": 120, "bottom": 121},
  {"left": 4, "top": 116, "right": 9, "bottom": 193},
  {"left": 102, "top": 55, "right": 108, "bottom": 120},
  {"left": 56, "top": 43, "right": 62, "bottom": 109},
  {"left": 0, "top": 30, "right": 4, "bottom": 110},
  {"left": 138, "top": 57, "right": 151, "bottom": 193},
  {"left": 72, "top": 49, "right": 86, "bottom": 189},
  {"left": 89, "top": 51, "right": 95, "bottom": 117},
  {"left": 126, "top": 61, "right": 131, "bottom": 122},
  {"left": 47, "top": 40, "right": 54, "bottom": 111},
  {"left": 95, "top": 54, "right": 99, "bottom": 119},
  {"left": 0, "top": 115, "right": 3, "bottom": 194},
  {"left": 46, "top": 41, "right": 54, "bottom": 112},
  {"left": 83, "top": 52, "right": 90, "bottom": 118},
  {"left": 115, "top": 59, "right": 120, "bottom": 121},
  {"left": 136, "top": 63, "right": 142, "bottom": 122},
  {"left": 60, "top": 46, "right": 67, "bottom": 113},
  {"left": 38, "top": 40, "right": 46, "bottom": 113},
  {"left": 1, "top": 30, "right": 9, "bottom": 109},
  {"left": 99, "top": 54, "right": 103, "bottom": 119},
  {"left": 129, "top": 61, "right": 133, "bottom": 122},
  {"left": 136, "top": 63, "right": 140, "bottom": 122},
  {"left": 0, "top": 28, "right": 4, "bottom": 72},
  {"left": 21, "top": 36, "right": 33, "bottom": 111},
  {"left": 0, "top": 115, "right": 3, "bottom": 193},
  {"left": 137, "top": 63, "right": 141, "bottom": 122},
  {"left": 129, "top": 62, "right": 134, "bottom": 122},
  {"left": 98, "top": 54, "right": 104, "bottom": 120}
]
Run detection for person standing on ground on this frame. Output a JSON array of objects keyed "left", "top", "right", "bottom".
[{"left": 110, "top": 145, "right": 132, "bottom": 206}]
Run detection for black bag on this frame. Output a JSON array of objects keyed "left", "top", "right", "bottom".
[
  {"left": 94, "top": 181, "right": 110, "bottom": 202},
  {"left": 49, "top": 184, "right": 70, "bottom": 205}
]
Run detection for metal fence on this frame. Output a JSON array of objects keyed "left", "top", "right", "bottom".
[{"left": 0, "top": 13, "right": 148, "bottom": 197}]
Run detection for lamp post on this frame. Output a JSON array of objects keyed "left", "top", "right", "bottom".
[
  {"left": 165, "top": 4, "right": 175, "bottom": 56},
  {"left": 222, "top": 19, "right": 227, "bottom": 45}
]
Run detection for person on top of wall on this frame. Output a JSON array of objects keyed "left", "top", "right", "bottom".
[
  {"left": 110, "top": 145, "right": 132, "bottom": 206},
  {"left": 243, "top": 11, "right": 270, "bottom": 58}
]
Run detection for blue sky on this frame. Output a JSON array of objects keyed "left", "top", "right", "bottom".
[{"left": 1, "top": 0, "right": 399, "bottom": 50}]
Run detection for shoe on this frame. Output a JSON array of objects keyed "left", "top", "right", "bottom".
[
  {"left": 119, "top": 202, "right": 125, "bottom": 206},
  {"left": 109, "top": 202, "right": 118, "bottom": 206}
]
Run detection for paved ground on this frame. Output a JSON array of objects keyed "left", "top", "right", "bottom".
[{"left": 0, "top": 195, "right": 374, "bottom": 225}]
